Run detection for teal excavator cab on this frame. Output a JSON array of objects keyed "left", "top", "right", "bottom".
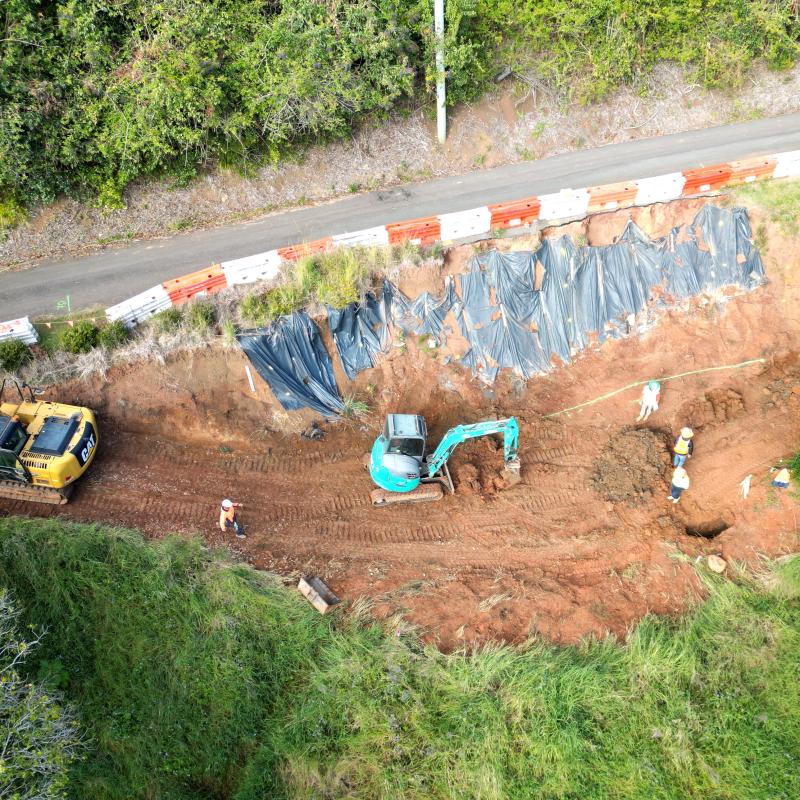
[{"left": 369, "top": 414, "right": 520, "bottom": 506}]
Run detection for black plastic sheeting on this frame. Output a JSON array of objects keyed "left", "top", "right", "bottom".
[
  {"left": 327, "top": 285, "right": 394, "bottom": 381},
  {"left": 239, "top": 205, "right": 765, "bottom": 412},
  {"left": 450, "top": 205, "right": 764, "bottom": 381},
  {"left": 390, "top": 277, "right": 459, "bottom": 343},
  {"left": 237, "top": 312, "right": 343, "bottom": 416}
]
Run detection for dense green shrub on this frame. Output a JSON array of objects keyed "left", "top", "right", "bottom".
[
  {"left": 0, "top": 338, "right": 31, "bottom": 372},
  {"left": 0, "top": 589, "right": 81, "bottom": 800},
  {"left": 1, "top": 0, "right": 489, "bottom": 207},
  {"left": 5, "top": 0, "right": 795, "bottom": 209},
  {"left": 509, "top": 0, "right": 800, "bottom": 104},
  {"left": 60, "top": 321, "right": 99, "bottom": 354},
  {"left": 97, "top": 320, "right": 130, "bottom": 350}
]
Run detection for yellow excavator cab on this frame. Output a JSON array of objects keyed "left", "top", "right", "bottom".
[{"left": 0, "top": 380, "right": 98, "bottom": 504}]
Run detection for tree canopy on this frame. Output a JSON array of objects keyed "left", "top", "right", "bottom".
[{"left": 1, "top": 0, "right": 798, "bottom": 208}]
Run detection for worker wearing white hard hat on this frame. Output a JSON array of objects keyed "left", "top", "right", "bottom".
[
  {"left": 673, "top": 427, "right": 694, "bottom": 468},
  {"left": 669, "top": 467, "right": 690, "bottom": 503},
  {"left": 219, "top": 498, "right": 245, "bottom": 539},
  {"left": 636, "top": 380, "right": 661, "bottom": 422}
]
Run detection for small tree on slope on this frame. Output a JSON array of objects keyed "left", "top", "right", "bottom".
[{"left": 0, "top": 590, "right": 81, "bottom": 799}]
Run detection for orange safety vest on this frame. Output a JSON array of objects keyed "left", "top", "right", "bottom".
[
  {"left": 674, "top": 436, "right": 690, "bottom": 455},
  {"left": 219, "top": 505, "right": 235, "bottom": 530}
]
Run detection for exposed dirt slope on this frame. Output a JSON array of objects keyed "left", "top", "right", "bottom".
[{"left": 2, "top": 201, "right": 799, "bottom": 650}]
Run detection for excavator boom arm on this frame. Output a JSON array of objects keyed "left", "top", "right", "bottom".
[{"left": 426, "top": 417, "right": 519, "bottom": 478}]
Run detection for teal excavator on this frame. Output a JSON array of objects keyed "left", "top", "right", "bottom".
[{"left": 369, "top": 414, "right": 520, "bottom": 506}]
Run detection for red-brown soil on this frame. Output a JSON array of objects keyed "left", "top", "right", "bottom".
[{"left": 3, "top": 199, "right": 800, "bottom": 650}]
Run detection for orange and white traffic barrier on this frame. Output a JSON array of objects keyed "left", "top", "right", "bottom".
[
  {"left": 0, "top": 316, "right": 38, "bottom": 344},
  {"left": 163, "top": 265, "right": 227, "bottom": 305},
  {"left": 98, "top": 147, "right": 800, "bottom": 331},
  {"left": 587, "top": 181, "right": 638, "bottom": 212},
  {"left": 386, "top": 216, "right": 442, "bottom": 246}
]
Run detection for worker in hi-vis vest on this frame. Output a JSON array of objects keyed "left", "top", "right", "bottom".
[
  {"left": 773, "top": 467, "right": 791, "bottom": 489},
  {"left": 673, "top": 427, "right": 694, "bottom": 468},
  {"left": 219, "top": 498, "right": 245, "bottom": 539}
]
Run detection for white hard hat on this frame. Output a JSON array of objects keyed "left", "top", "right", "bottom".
[
  {"left": 681, "top": 427, "right": 694, "bottom": 439},
  {"left": 221, "top": 499, "right": 233, "bottom": 509},
  {"left": 673, "top": 467, "right": 687, "bottom": 477}
]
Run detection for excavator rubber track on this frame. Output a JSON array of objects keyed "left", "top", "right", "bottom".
[
  {"left": 370, "top": 482, "right": 444, "bottom": 507},
  {"left": 0, "top": 480, "right": 72, "bottom": 505}
]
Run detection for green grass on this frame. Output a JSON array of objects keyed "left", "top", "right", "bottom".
[
  {"left": 1, "top": 518, "right": 800, "bottom": 799},
  {"left": 185, "top": 299, "right": 216, "bottom": 332},
  {"left": 0, "top": 519, "right": 331, "bottom": 800},
  {"left": 340, "top": 394, "right": 370, "bottom": 418},
  {"left": 151, "top": 307, "right": 185, "bottom": 334},
  {"left": 239, "top": 246, "right": 389, "bottom": 326},
  {"left": 732, "top": 177, "right": 800, "bottom": 236}
]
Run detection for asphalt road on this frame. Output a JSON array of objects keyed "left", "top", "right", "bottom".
[{"left": 3, "top": 113, "right": 800, "bottom": 320}]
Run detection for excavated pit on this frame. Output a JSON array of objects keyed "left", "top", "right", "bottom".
[{"left": 685, "top": 519, "right": 733, "bottom": 539}]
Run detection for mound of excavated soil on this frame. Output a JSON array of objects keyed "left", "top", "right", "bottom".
[{"left": 591, "top": 429, "right": 670, "bottom": 506}]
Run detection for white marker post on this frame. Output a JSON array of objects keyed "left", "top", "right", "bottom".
[
  {"left": 245, "top": 365, "right": 256, "bottom": 394},
  {"left": 434, "top": 0, "right": 446, "bottom": 144}
]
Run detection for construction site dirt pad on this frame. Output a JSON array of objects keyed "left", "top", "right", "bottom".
[{"left": 4, "top": 200, "right": 800, "bottom": 649}]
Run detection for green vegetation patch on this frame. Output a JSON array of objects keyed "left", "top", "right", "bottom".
[
  {"left": 5, "top": 0, "right": 798, "bottom": 214},
  {"left": 240, "top": 247, "right": 376, "bottom": 325},
  {"left": 0, "top": 519, "right": 331, "bottom": 800},
  {"left": 59, "top": 320, "right": 100, "bottom": 354},
  {"left": 97, "top": 319, "right": 131, "bottom": 350},
  {"left": 732, "top": 177, "right": 800, "bottom": 236},
  {"left": 0, "top": 338, "right": 32, "bottom": 372},
  {"left": 1, "top": 518, "right": 800, "bottom": 799}
]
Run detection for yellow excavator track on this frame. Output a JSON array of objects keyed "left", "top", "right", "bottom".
[
  {"left": 0, "top": 480, "right": 72, "bottom": 505},
  {"left": 370, "top": 482, "right": 444, "bottom": 507}
]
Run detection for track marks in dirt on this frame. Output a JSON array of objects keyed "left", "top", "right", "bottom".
[
  {"left": 313, "top": 520, "right": 461, "bottom": 546},
  {"left": 107, "top": 431, "right": 365, "bottom": 476}
]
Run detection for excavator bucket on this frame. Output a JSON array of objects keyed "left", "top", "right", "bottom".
[{"left": 502, "top": 458, "right": 522, "bottom": 487}]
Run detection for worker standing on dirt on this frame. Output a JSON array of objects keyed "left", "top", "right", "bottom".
[
  {"left": 636, "top": 381, "right": 661, "bottom": 422},
  {"left": 219, "top": 498, "right": 245, "bottom": 539},
  {"left": 673, "top": 427, "right": 694, "bottom": 467},
  {"left": 669, "top": 467, "right": 690, "bottom": 503}
]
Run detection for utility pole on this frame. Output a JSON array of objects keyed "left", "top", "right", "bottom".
[{"left": 434, "top": 0, "right": 446, "bottom": 143}]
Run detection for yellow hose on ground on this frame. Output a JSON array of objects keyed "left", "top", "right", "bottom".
[{"left": 544, "top": 358, "right": 766, "bottom": 418}]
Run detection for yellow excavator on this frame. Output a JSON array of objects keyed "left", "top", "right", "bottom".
[{"left": 0, "top": 380, "right": 98, "bottom": 504}]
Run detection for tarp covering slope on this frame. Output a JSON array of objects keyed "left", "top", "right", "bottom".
[
  {"left": 237, "top": 312, "right": 343, "bottom": 415},
  {"left": 327, "top": 285, "right": 394, "bottom": 380},
  {"left": 239, "top": 204, "right": 766, "bottom": 411}
]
